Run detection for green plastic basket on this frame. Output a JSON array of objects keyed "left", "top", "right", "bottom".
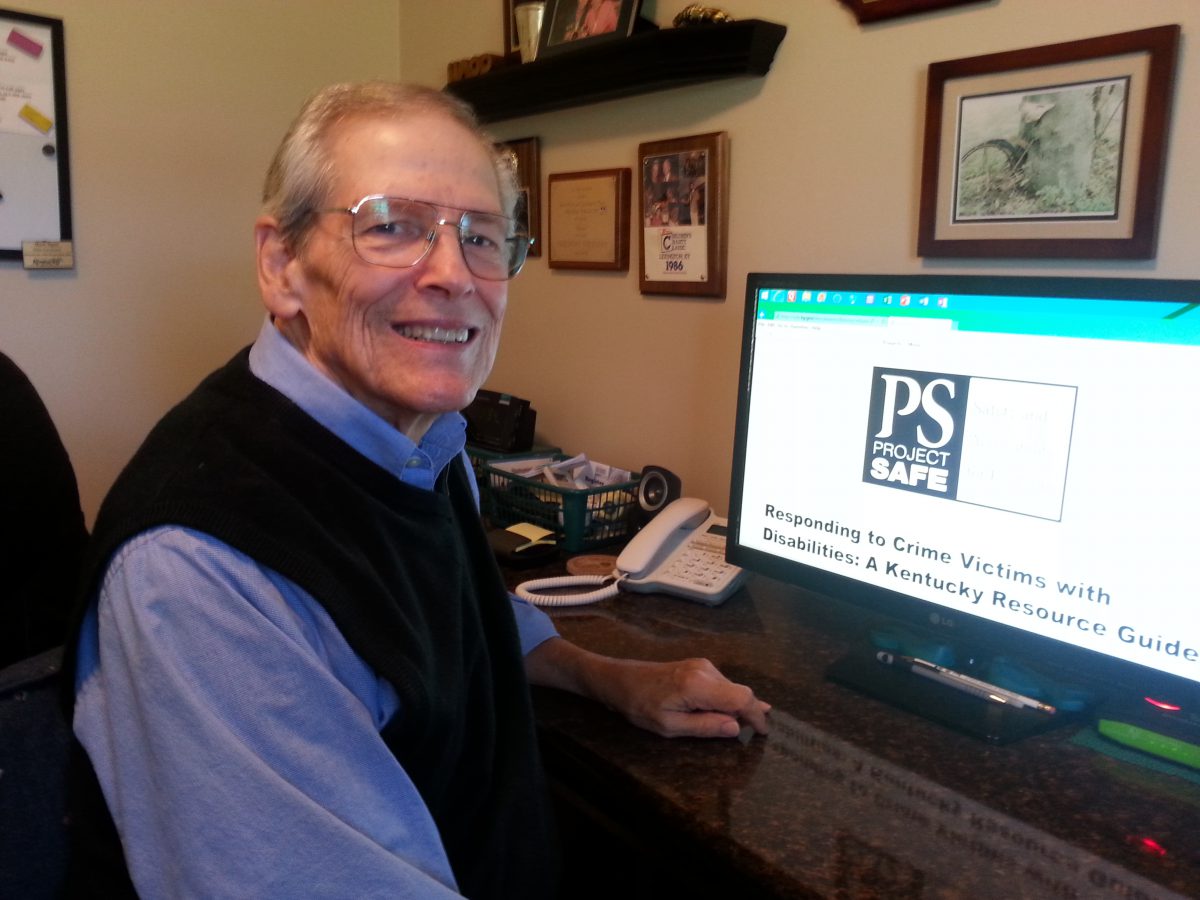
[
  {"left": 482, "top": 458, "right": 639, "bottom": 553},
  {"left": 466, "top": 444, "right": 561, "bottom": 521}
]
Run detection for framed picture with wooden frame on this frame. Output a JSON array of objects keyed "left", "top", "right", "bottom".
[
  {"left": 498, "top": 136, "right": 541, "bottom": 257},
  {"left": 839, "top": 0, "right": 986, "bottom": 24},
  {"left": 502, "top": 0, "right": 520, "bottom": 58},
  {"left": 918, "top": 25, "right": 1180, "bottom": 260},
  {"left": 547, "top": 168, "right": 630, "bottom": 270},
  {"left": 638, "top": 131, "right": 728, "bottom": 298},
  {"left": 538, "top": 0, "right": 640, "bottom": 59}
]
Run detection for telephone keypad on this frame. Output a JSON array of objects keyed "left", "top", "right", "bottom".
[{"left": 663, "top": 534, "right": 740, "bottom": 593}]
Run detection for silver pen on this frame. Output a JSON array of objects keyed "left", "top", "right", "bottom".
[{"left": 875, "top": 650, "right": 1057, "bottom": 714}]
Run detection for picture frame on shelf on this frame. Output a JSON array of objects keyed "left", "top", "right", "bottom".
[
  {"left": 918, "top": 25, "right": 1179, "bottom": 260},
  {"left": 538, "top": 0, "right": 640, "bottom": 59},
  {"left": 498, "top": 136, "right": 542, "bottom": 257},
  {"left": 547, "top": 168, "right": 631, "bottom": 271},
  {"left": 839, "top": 0, "right": 986, "bottom": 24},
  {"left": 638, "top": 131, "right": 728, "bottom": 298},
  {"left": 503, "top": 0, "right": 520, "bottom": 58}
]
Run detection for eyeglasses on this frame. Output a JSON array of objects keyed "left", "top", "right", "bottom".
[{"left": 316, "top": 195, "right": 532, "bottom": 281}]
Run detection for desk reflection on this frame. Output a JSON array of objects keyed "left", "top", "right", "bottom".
[
  {"left": 527, "top": 572, "right": 1199, "bottom": 898},
  {"left": 737, "top": 710, "right": 1186, "bottom": 899}
]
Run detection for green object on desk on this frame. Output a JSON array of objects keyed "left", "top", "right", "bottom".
[{"left": 1097, "top": 718, "right": 1200, "bottom": 771}]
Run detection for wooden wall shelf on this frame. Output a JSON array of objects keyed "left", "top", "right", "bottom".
[{"left": 445, "top": 19, "right": 787, "bottom": 123}]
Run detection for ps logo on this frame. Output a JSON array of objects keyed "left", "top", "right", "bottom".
[
  {"left": 874, "top": 373, "right": 958, "bottom": 448},
  {"left": 863, "top": 367, "right": 969, "bottom": 498}
]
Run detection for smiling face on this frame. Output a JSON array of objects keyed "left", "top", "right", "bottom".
[{"left": 256, "top": 111, "right": 508, "bottom": 442}]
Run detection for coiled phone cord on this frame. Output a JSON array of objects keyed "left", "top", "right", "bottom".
[{"left": 514, "top": 572, "right": 625, "bottom": 606}]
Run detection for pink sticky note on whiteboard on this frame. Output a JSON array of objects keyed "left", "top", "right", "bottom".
[{"left": 7, "top": 28, "right": 44, "bottom": 59}]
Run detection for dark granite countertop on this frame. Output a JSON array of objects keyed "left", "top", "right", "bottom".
[{"left": 525, "top": 571, "right": 1200, "bottom": 899}]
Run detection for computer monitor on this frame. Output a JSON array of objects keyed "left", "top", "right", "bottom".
[{"left": 727, "top": 272, "right": 1200, "bottom": 739}]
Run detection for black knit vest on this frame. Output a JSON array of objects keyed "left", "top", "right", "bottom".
[{"left": 64, "top": 349, "right": 556, "bottom": 898}]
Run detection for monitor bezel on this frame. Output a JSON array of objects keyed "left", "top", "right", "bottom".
[{"left": 727, "top": 271, "right": 1200, "bottom": 703}]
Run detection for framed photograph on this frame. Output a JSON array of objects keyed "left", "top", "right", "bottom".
[
  {"left": 498, "top": 136, "right": 541, "bottom": 257},
  {"left": 638, "top": 131, "right": 728, "bottom": 298},
  {"left": 918, "top": 25, "right": 1180, "bottom": 259},
  {"left": 839, "top": 0, "right": 986, "bottom": 24},
  {"left": 538, "top": 0, "right": 640, "bottom": 59},
  {"left": 1, "top": 8, "right": 72, "bottom": 262},
  {"left": 547, "top": 168, "right": 630, "bottom": 270}
]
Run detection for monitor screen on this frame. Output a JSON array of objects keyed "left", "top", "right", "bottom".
[{"left": 728, "top": 273, "right": 1200, "bottom": 703}]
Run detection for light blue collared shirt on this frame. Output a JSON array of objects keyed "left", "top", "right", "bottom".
[{"left": 74, "top": 318, "right": 557, "bottom": 898}]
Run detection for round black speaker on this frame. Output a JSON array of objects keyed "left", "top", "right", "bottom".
[{"left": 636, "top": 465, "right": 682, "bottom": 526}]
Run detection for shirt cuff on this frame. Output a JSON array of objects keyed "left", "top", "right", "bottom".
[{"left": 510, "top": 593, "right": 558, "bottom": 655}]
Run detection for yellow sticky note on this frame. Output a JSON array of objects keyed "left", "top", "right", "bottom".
[
  {"left": 506, "top": 522, "right": 555, "bottom": 543},
  {"left": 19, "top": 103, "right": 53, "bottom": 134}
]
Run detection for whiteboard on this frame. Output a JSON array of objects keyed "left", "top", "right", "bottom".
[{"left": 0, "top": 9, "right": 71, "bottom": 259}]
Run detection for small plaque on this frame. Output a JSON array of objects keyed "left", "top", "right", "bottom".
[{"left": 22, "top": 240, "right": 75, "bottom": 270}]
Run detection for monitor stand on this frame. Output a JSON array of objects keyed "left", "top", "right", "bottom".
[{"left": 826, "top": 646, "right": 1072, "bottom": 744}]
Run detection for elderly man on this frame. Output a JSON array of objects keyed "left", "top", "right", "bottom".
[{"left": 68, "top": 82, "right": 767, "bottom": 898}]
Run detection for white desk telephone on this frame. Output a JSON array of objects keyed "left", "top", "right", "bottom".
[{"left": 515, "top": 497, "right": 746, "bottom": 607}]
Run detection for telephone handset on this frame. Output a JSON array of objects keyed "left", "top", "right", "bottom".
[{"left": 514, "top": 497, "right": 746, "bottom": 607}]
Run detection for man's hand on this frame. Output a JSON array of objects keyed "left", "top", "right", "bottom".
[{"left": 525, "top": 637, "right": 770, "bottom": 739}]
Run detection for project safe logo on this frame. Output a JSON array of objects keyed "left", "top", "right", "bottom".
[
  {"left": 861, "top": 366, "right": 1079, "bottom": 521},
  {"left": 862, "top": 368, "right": 968, "bottom": 499}
]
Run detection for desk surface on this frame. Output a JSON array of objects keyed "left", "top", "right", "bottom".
[{"left": 525, "top": 572, "right": 1200, "bottom": 899}]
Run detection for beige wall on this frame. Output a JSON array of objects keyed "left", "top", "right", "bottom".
[
  {"left": 0, "top": 1, "right": 399, "bottom": 522},
  {"left": 403, "top": 0, "right": 1200, "bottom": 514},
  {"left": 3, "top": 1, "right": 1197, "bottom": 524}
]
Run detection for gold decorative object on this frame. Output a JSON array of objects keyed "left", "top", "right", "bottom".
[{"left": 672, "top": 4, "right": 734, "bottom": 26}]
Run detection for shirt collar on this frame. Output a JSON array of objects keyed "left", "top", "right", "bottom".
[{"left": 247, "top": 317, "right": 466, "bottom": 488}]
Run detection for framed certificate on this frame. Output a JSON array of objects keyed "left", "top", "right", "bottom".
[{"left": 547, "top": 167, "right": 630, "bottom": 271}]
